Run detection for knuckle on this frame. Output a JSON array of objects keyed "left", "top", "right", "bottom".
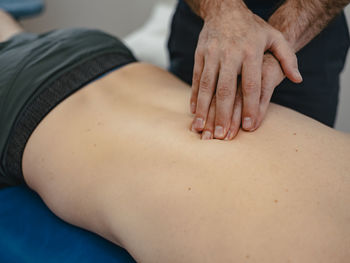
[
  {"left": 243, "top": 80, "right": 258, "bottom": 94},
  {"left": 206, "top": 47, "right": 217, "bottom": 57},
  {"left": 244, "top": 47, "right": 256, "bottom": 58},
  {"left": 244, "top": 48, "right": 254, "bottom": 58},
  {"left": 258, "top": 30, "right": 268, "bottom": 40},
  {"left": 195, "top": 47, "right": 205, "bottom": 58},
  {"left": 273, "top": 30, "right": 284, "bottom": 41},
  {"left": 284, "top": 48, "right": 296, "bottom": 59},
  {"left": 192, "top": 71, "right": 201, "bottom": 84},
  {"left": 208, "top": 39, "right": 219, "bottom": 50},
  {"left": 216, "top": 84, "right": 233, "bottom": 99},
  {"left": 200, "top": 75, "right": 213, "bottom": 93},
  {"left": 221, "top": 49, "right": 232, "bottom": 61},
  {"left": 222, "top": 46, "right": 233, "bottom": 57}
]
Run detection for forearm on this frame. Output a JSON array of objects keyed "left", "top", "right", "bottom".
[
  {"left": 269, "top": 0, "right": 350, "bottom": 52},
  {"left": 183, "top": 0, "right": 249, "bottom": 20}
]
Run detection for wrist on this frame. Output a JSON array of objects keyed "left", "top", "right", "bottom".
[{"left": 197, "top": 0, "right": 249, "bottom": 21}]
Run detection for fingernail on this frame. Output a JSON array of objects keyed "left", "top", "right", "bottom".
[
  {"left": 191, "top": 124, "right": 196, "bottom": 132},
  {"left": 194, "top": 118, "right": 204, "bottom": 130},
  {"left": 243, "top": 117, "right": 253, "bottom": 130},
  {"left": 202, "top": 131, "right": 212, "bottom": 140},
  {"left": 191, "top": 102, "right": 196, "bottom": 113},
  {"left": 214, "top": 126, "right": 224, "bottom": 138},
  {"left": 295, "top": 69, "right": 303, "bottom": 82},
  {"left": 224, "top": 131, "right": 231, "bottom": 141},
  {"left": 229, "top": 130, "right": 235, "bottom": 140}
]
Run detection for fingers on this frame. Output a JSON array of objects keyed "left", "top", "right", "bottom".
[
  {"left": 213, "top": 64, "right": 238, "bottom": 139},
  {"left": 255, "top": 53, "right": 285, "bottom": 129},
  {"left": 192, "top": 58, "right": 220, "bottom": 132},
  {"left": 225, "top": 87, "right": 243, "bottom": 140},
  {"left": 269, "top": 32, "right": 303, "bottom": 84},
  {"left": 190, "top": 48, "right": 205, "bottom": 114},
  {"left": 202, "top": 92, "right": 243, "bottom": 141},
  {"left": 255, "top": 79, "right": 275, "bottom": 129},
  {"left": 241, "top": 53, "right": 263, "bottom": 132},
  {"left": 190, "top": 21, "right": 302, "bottom": 138},
  {"left": 201, "top": 96, "right": 216, "bottom": 140}
]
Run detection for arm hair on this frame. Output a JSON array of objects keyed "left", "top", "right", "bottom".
[{"left": 269, "top": 0, "right": 350, "bottom": 51}]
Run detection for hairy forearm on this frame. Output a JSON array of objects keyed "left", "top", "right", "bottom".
[
  {"left": 184, "top": 0, "right": 248, "bottom": 20},
  {"left": 269, "top": 0, "right": 350, "bottom": 52}
]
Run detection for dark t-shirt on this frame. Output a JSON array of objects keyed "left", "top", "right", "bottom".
[{"left": 244, "top": 0, "right": 285, "bottom": 19}]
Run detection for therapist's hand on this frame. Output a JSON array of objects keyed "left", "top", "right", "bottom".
[
  {"left": 190, "top": 0, "right": 302, "bottom": 139},
  {"left": 199, "top": 53, "right": 286, "bottom": 140}
]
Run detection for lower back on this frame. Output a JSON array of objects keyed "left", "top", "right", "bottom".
[{"left": 23, "top": 62, "right": 350, "bottom": 262}]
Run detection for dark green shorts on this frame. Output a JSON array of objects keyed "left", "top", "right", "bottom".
[{"left": 0, "top": 29, "right": 136, "bottom": 186}]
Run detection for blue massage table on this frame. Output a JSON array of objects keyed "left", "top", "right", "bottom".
[
  {"left": 0, "top": 186, "right": 136, "bottom": 262},
  {"left": 0, "top": 0, "right": 44, "bottom": 19}
]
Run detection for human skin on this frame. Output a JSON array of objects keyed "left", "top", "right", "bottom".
[
  {"left": 187, "top": 0, "right": 350, "bottom": 140},
  {"left": 269, "top": 0, "right": 350, "bottom": 52},
  {"left": 0, "top": 10, "right": 23, "bottom": 42},
  {"left": 22, "top": 63, "right": 350, "bottom": 262},
  {"left": 187, "top": 0, "right": 302, "bottom": 138}
]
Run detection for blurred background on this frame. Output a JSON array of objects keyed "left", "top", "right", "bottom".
[{"left": 21, "top": 0, "right": 350, "bottom": 132}]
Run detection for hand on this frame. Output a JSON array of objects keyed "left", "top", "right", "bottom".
[
  {"left": 254, "top": 53, "right": 285, "bottom": 129},
  {"left": 197, "top": 53, "right": 286, "bottom": 140},
  {"left": 190, "top": 1, "right": 302, "bottom": 139},
  {"left": 200, "top": 88, "right": 243, "bottom": 141}
]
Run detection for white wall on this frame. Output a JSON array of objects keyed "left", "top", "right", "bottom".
[
  {"left": 22, "top": 0, "right": 350, "bottom": 132},
  {"left": 338, "top": 7, "right": 350, "bottom": 132},
  {"left": 21, "top": 0, "right": 174, "bottom": 37}
]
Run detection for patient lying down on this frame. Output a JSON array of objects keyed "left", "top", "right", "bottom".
[{"left": 0, "top": 10, "right": 349, "bottom": 263}]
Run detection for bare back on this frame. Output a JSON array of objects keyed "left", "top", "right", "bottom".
[{"left": 22, "top": 63, "right": 350, "bottom": 262}]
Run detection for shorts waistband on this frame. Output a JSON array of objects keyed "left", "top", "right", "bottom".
[{"left": 2, "top": 52, "right": 136, "bottom": 185}]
